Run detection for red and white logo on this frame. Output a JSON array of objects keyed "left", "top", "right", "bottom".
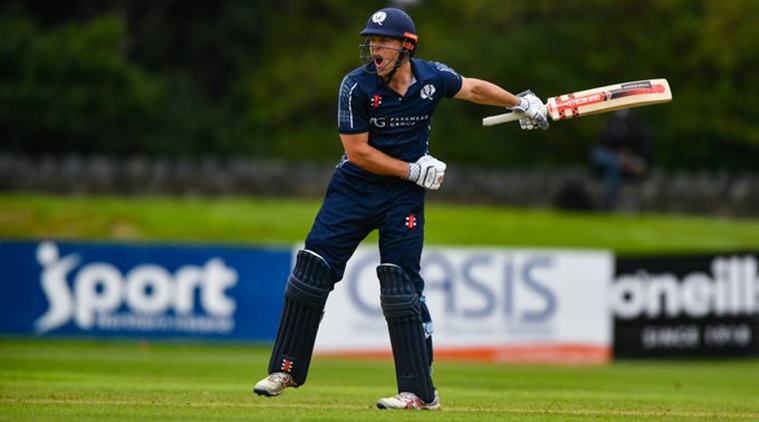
[
  {"left": 280, "top": 359, "right": 293, "bottom": 373},
  {"left": 405, "top": 214, "right": 417, "bottom": 230},
  {"left": 371, "top": 94, "right": 382, "bottom": 108}
]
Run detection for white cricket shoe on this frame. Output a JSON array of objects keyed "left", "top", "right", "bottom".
[
  {"left": 253, "top": 372, "right": 297, "bottom": 397},
  {"left": 376, "top": 390, "right": 440, "bottom": 410}
]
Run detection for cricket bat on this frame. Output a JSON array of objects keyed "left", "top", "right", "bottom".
[{"left": 482, "top": 78, "right": 672, "bottom": 126}]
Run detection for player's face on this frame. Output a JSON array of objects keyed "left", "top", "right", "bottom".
[{"left": 368, "top": 36, "right": 403, "bottom": 76}]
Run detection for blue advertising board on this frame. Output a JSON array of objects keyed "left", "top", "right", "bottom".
[{"left": 0, "top": 240, "right": 292, "bottom": 341}]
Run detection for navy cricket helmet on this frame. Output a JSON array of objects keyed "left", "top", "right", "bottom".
[
  {"left": 359, "top": 8, "right": 419, "bottom": 76},
  {"left": 360, "top": 8, "right": 418, "bottom": 47}
]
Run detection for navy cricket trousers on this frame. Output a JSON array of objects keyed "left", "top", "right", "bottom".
[{"left": 304, "top": 168, "right": 433, "bottom": 335}]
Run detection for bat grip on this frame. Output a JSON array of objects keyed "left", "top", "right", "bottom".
[{"left": 482, "top": 111, "right": 522, "bottom": 126}]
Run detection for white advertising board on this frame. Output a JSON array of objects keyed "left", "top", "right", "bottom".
[{"left": 315, "top": 246, "right": 613, "bottom": 364}]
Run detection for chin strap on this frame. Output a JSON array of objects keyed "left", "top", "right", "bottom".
[{"left": 382, "top": 52, "right": 407, "bottom": 85}]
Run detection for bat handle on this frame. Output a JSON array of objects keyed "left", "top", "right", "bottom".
[{"left": 482, "top": 111, "right": 522, "bottom": 126}]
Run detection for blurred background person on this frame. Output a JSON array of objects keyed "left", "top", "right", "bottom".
[{"left": 589, "top": 109, "right": 653, "bottom": 212}]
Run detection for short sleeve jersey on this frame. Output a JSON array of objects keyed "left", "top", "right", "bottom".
[{"left": 336, "top": 58, "right": 462, "bottom": 181}]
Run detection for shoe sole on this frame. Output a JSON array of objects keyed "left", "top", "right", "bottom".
[
  {"left": 253, "top": 388, "right": 280, "bottom": 397},
  {"left": 376, "top": 401, "right": 441, "bottom": 410}
]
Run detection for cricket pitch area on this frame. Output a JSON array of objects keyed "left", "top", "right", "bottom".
[{"left": 1, "top": 339, "right": 758, "bottom": 421}]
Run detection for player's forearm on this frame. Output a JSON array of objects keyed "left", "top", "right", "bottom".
[
  {"left": 460, "top": 78, "right": 521, "bottom": 107},
  {"left": 346, "top": 144, "right": 409, "bottom": 178}
]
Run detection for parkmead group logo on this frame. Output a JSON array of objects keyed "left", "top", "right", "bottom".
[{"left": 34, "top": 241, "right": 238, "bottom": 335}]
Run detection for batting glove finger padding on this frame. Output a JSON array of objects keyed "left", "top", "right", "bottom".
[
  {"left": 518, "top": 118, "right": 539, "bottom": 130},
  {"left": 511, "top": 90, "right": 550, "bottom": 131},
  {"left": 406, "top": 155, "right": 446, "bottom": 190}
]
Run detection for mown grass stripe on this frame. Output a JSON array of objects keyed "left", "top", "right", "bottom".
[{"left": 2, "top": 398, "right": 758, "bottom": 419}]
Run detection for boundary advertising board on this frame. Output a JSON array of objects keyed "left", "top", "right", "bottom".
[
  {"left": 613, "top": 253, "right": 759, "bottom": 357},
  {"left": 315, "top": 246, "right": 614, "bottom": 364},
  {"left": 0, "top": 240, "right": 291, "bottom": 341},
  {"left": 4, "top": 239, "right": 755, "bottom": 361}
]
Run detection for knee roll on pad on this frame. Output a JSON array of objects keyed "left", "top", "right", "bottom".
[
  {"left": 285, "top": 251, "right": 332, "bottom": 307},
  {"left": 378, "top": 265, "right": 421, "bottom": 318},
  {"left": 292, "top": 250, "right": 333, "bottom": 288},
  {"left": 269, "top": 250, "right": 333, "bottom": 385},
  {"left": 377, "top": 264, "right": 435, "bottom": 404}
]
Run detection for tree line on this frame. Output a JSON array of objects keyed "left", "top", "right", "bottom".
[{"left": 1, "top": 0, "right": 757, "bottom": 170}]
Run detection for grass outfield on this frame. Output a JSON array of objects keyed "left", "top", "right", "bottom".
[
  {"left": 2, "top": 194, "right": 759, "bottom": 253},
  {"left": 0, "top": 340, "right": 757, "bottom": 421},
  {"left": 3, "top": 195, "right": 759, "bottom": 420}
]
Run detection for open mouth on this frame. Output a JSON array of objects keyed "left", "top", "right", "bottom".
[{"left": 374, "top": 56, "right": 384, "bottom": 67}]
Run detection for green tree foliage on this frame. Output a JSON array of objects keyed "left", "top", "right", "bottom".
[
  {"left": 1, "top": 0, "right": 756, "bottom": 169},
  {"left": 0, "top": 14, "right": 164, "bottom": 154}
]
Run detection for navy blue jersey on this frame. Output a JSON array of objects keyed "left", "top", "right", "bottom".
[{"left": 336, "top": 58, "right": 462, "bottom": 181}]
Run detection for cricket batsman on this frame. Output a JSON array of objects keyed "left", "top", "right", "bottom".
[{"left": 254, "top": 7, "right": 549, "bottom": 410}]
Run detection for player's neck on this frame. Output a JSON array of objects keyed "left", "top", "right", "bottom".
[{"left": 386, "top": 60, "right": 413, "bottom": 96}]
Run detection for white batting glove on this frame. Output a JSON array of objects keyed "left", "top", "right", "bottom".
[
  {"left": 405, "top": 155, "right": 446, "bottom": 190},
  {"left": 518, "top": 117, "right": 542, "bottom": 130},
  {"left": 510, "top": 90, "right": 550, "bottom": 130}
]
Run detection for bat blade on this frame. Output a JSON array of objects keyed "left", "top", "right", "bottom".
[{"left": 482, "top": 78, "right": 672, "bottom": 127}]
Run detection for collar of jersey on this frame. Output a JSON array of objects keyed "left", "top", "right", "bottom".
[{"left": 377, "top": 59, "right": 421, "bottom": 98}]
